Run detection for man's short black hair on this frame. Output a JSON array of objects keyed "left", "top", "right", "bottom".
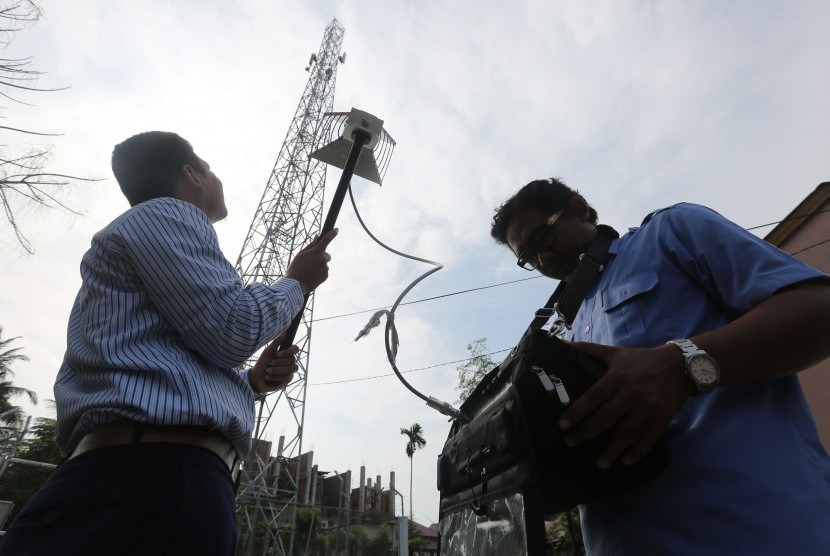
[
  {"left": 111, "top": 131, "right": 205, "bottom": 206},
  {"left": 490, "top": 177, "right": 599, "bottom": 245}
]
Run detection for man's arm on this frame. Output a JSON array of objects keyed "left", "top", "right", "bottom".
[
  {"left": 559, "top": 279, "right": 830, "bottom": 469},
  {"left": 120, "top": 200, "right": 335, "bottom": 369},
  {"left": 698, "top": 280, "right": 830, "bottom": 385}
]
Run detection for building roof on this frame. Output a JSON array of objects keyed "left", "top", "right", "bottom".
[
  {"left": 765, "top": 182, "right": 830, "bottom": 246},
  {"left": 412, "top": 520, "right": 439, "bottom": 539}
]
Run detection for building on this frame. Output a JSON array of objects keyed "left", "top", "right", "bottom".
[
  {"left": 240, "top": 437, "right": 439, "bottom": 554},
  {"left": 764, "top": 181, "right": 830, "bottom": 450}
]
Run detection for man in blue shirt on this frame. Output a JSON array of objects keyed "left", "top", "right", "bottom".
[
  {"left": 490, "top": 178, "right": 830, "bottom": 554},
  {"left": 0, "top": 131, "right": 337, "bottom": 555}
]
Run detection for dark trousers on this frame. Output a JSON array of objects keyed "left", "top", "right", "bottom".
[{"left": 0, "top": 442, "right": 237, "bottom": 556}]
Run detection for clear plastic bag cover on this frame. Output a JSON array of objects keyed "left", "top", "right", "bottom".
[{"left": 439, "top": 493, "right": 527, "bottom": 555}]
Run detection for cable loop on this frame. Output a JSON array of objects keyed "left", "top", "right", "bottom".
[{"left": 348, "top": 186, "right": 460, "bottom": 416}]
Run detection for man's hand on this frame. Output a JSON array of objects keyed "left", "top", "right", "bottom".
[
  {"left": 285, "top": 229, "right": 338, "bottom": 294},
  {"left": 249, "top": 332, "right": 300, "bottom": 394},
  {"left": 558, "top": 342, "right": 691, "bottom": 469},
  {"left": 557, "top": 282, "right": 830, "bottom": 470}
]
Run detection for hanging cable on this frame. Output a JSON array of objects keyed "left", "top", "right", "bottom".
[
  {"left": 337, "top": 197, "right": 828, "bottom": 420},
  {"left": 348, "top": 187, "right": 469, "bottom": 423}
]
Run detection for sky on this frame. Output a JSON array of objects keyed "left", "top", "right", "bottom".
[{"left": 1, "top": 0, "right": 829, "bottom": 526}]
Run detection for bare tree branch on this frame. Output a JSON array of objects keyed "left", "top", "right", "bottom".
[
  {"left": 0, "top": 124, "right": 57, "bottom": 136},
  {"left": 0, "top": 0, "right": 97, "bottom": 254}
]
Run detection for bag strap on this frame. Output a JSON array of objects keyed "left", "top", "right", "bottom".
[{"left": 526, "top": 224, "right": 619, "bottom": 334}]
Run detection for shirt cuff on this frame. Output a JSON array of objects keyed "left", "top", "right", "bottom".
[
  {"left": 277, "top": 277, "right": 305, "bottom": 315},
  {"left": 240, "top": 367, "right": 268, "bottom": 400}
]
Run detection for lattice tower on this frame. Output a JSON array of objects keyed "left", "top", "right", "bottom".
[{"left": 234, "top": 18, "right": 345, "bottom": 556}]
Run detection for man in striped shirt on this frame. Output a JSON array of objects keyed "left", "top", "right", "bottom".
[{"left": 0, "top": 131, "right": 336, "bottom": 555}]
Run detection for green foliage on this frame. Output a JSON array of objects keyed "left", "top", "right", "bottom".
[
  {"left": 455, "top": 337, "right": 496, "bottom": 403},
  {"left": 0, "top": 417, "right": 61, "bottom": 521},
  {"left": 400, "top": 423, "right": 426, "bottom": 459},
  {"left": 363, "top": 524, "right": 392, "bottom": 556},
  {"left": 0, "top": 329, "right": 49, "bottom": 522},
  {"left": 408, "top": 519, "right": 431, "bottom": 553},
  {"left": 400, "top": 423, "right": 426, "bottom": 520},
  {"left": 306, "top": 523, "right": 390, "bottom": 556},
  {"left": 292, "top": 506, "right": 322, "bottom": 551},
  {"left": 0, "top": 327, "right": 37, "bottom": 432}
]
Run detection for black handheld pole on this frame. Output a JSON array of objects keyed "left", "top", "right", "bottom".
[{"left": 277, "top": 129, "right": 370, "bottom": 351}]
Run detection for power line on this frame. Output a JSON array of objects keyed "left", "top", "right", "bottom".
[
  {"left": 791, "top": 237, "right": 830, "bottom": 256},
  {"left": 312, "top": 276, "right": 541, "bottom": 322},
  {"left": 313, "top": 210, "right": 830, "bottom": 325},
  {"left": 310, "top": 349, "right": 512, "bottom": 386},
  {"left": 746, "top": 208, "right": 830, "bottom": 256},
  {"left": 745, "top": 207, "right": 830, "bottom": 231},
  {"left": 309, "top": 209, "right": 830, "bottom": 387}
]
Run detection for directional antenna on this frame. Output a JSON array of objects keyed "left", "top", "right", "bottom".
[
  {"left": 310, "top": 108, "right": 396, "bottom": 186},
  {"left": 279, "top": 108, "right": 395, "bottom": 349}
]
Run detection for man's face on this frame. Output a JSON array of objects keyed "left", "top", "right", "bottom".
[
  {"left": 505, "top": 206, "right": 597, "bottom": 281},
  {"left": 195, "top": 157, "right": 228, "bottom": 223}
]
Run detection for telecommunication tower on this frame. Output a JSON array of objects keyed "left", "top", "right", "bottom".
[{"left": 234, "top": 18, "right": 345, "bottom": 555}]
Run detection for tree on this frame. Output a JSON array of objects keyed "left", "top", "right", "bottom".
[
  {"left": 0, "top": 327, "right": 37, "bottom": 433},
  {"left": 363, "top": 524, "right": 392, "bottom": 556},
  {"left": 407, "top": 520, "right": 430, "bottom": 554},
  {"left": 454, "top": 337, "right": 496, "bottom": 404},
  {"left": 1, "top": 0, "right": 88, "bottom": 254},
  {"left": 0, "top": 417, "right": 60, "bottom": 521},
  {"left": 399, "top": 423, "right": 426, "bottom": 520}
]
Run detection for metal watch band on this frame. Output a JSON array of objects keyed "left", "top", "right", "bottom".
[{"left": 667, "top": 338, "right": 697, "bottom": 354}]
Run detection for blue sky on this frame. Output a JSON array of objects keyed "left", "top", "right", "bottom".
[{"left": 1, "top": 0, "right": 829, "bottom": 524}]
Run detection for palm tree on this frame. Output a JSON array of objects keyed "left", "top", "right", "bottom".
[
  {"left": 0, "top": 327, "right": 37, "bottom": 433},
  {"left": 400, "top": 423, "right": 426, "bottom": 521}
]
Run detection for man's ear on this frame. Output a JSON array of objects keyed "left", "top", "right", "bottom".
[
  {"left": 181, "top": 164, "right": 205, "bottom": 193},
  {"left": 172, "top": 165, "right": 203, "bottom": 203},
  {"left": 568, "top": 195, "right": 591, "bottom": 221}
]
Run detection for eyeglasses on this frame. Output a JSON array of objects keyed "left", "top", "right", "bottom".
[{"left": 516, "top": 209, "right": 564, "bottom": 271}]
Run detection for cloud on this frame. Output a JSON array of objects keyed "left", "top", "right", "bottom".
[{"left": 2, "top": 0, "right": 829, "bottom": 524}]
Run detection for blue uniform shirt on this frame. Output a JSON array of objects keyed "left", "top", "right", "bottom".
[{"left": 568, "top": 203, "right": 830, "bottom": 555}]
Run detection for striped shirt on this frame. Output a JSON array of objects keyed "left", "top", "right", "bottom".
[{"left": 55, "top": 197, "right": 304, "bottom": 457}]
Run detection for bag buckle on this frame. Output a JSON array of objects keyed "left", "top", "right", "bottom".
[
  {"left": 578, "top": 251, "right": 605, "bottom": 272},
  {"left": 549, "top": 302, "right": 570, "bottom": 335},
  {"left": 469, "top": 466, "right": 489, "bottom": 517},
  {"left": 466, "top": 446, "right": 492, "bottom": 517},
  {"left": 534, "top": 302, "right": 571, "bottom": 334}
]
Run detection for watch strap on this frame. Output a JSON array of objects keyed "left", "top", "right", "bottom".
[
  {"left": 667, "top": 338, "right": 719, "bottom": 394},
  {"left": 667, "top": 338, "right": 697, "bottom": 355}
]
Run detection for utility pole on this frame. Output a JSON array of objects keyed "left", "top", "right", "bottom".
[{"left": 234, "top": 18, "right": 345, "bottom": 556}]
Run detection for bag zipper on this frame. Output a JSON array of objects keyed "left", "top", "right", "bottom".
[{"left": 531, "top": 366, "right": 571, "bottom": 405}]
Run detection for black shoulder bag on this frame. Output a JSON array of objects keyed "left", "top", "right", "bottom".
[{"left": 437, "top": 224, "right": 669, "bottom": 555}]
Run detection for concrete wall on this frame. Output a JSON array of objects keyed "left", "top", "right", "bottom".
[{"left": 765, "top": 182, "right": 830, "bottom": 450}]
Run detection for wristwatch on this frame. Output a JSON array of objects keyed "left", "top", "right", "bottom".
[{"left": 667, "top": 339, "right": 720, "bottom": 394}]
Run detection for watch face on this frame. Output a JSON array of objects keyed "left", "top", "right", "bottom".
[{"left": 688, "top": 354, "right": 720, "bottom": 386}]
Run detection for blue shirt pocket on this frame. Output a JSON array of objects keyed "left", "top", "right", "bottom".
[{"left": 601, "top": 270, "right": 659, "bottom": 341}]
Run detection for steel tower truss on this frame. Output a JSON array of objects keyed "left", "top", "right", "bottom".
[{"left": 234, "top": 18, "right": 345, "bottom": 556}]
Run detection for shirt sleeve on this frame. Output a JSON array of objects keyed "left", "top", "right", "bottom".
[
  {"left": 108, "top": 199, "right": 304, "bottom": 368},
  {"left": 655, "top": 203, "right": 827, "bottom": 316}
]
